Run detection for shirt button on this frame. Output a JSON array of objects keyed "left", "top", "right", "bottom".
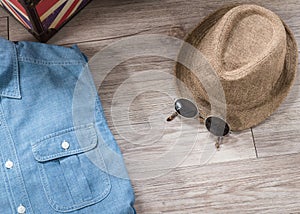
[
  {"left": 5, "top": 160, "right": 14, "bottom": 169},
  {"left": 61, "top": 140, "right": 70, "bottom": 150},
  {"left": 17, "top": 204, "right": 26, "bottom": 213}
]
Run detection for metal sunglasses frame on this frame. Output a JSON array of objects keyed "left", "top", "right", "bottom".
[{"left": 166, "top": 98, "right": 231, "bottom": 149}]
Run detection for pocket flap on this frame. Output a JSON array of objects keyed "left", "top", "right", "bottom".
[{"left": 32, "top": 124, "right": 97, "bottom": 162}]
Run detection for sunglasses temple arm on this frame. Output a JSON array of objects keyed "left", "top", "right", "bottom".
[
  {"left": 215, "top": 136, "right": 223, "bottom": 149},
  {"left": 166, "top": 112, "right": 178, "bottom": 122}
]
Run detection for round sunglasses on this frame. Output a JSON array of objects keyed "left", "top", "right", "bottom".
[{"left": 167, "top": 98, "right": 230, "bottom": 148}]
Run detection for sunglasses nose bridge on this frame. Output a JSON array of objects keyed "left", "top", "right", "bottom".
[{"left": 167, "top": 99, "right": 231, "bottom": 136}]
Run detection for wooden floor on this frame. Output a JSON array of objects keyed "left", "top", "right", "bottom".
[{"left": 1, "top": 0, "right": 300, "bottom": 213}]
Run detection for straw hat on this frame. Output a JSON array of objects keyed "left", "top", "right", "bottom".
[{"left": 175, "top": 4, "right": 298, "bottom": 131}]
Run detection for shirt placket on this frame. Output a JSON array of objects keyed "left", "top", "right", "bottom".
[{"left": 0, "top": 101, "right": 32, "bottom": 214}]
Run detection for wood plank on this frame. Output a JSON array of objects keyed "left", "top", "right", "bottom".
[
  {"left": 133, "top": 152, "right": 300, "bottom": 213},
  {"left": 5, "top": 0, "right": 300, "bottom": 46},
  {"left": 252, "top": 63, "right": 300, "bottom": 157},
  {"left": 51, "top": 0, "right": 300, "bottom": 46},
  {"left": 0, "top": 16, "right": 8, "bottom": 39}
]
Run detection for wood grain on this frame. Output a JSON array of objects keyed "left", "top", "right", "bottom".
[
  {"left": 252, "top": 67, "right": 300, "bottom": 158},
  {"left": 0, "top": 16, "right": 8, "bottom": 39},
  {"left": 6, "top": 0, "right": 300, "bottom": 45},
  {"left": 133, "top": 152, "right": 300, "bottom": 213}
]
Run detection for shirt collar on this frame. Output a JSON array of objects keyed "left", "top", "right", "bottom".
[{"left": 0, "top": 37, "right": 21, "bottom": 99}]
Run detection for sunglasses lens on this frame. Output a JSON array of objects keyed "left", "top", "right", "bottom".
[
  {"left": 174, "top": 98, "right": 198, "bottom": 118},
  {"left": 205, "top": 116, "right": 230, "bottom": 137}
]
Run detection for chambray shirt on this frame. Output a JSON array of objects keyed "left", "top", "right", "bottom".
[{"left": 0, "top": 37, "right": 135, "bottom": 214}]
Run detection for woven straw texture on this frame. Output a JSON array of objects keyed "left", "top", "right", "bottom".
[{"left": 175, "top": 4, "right": 298, "bottom": 131}]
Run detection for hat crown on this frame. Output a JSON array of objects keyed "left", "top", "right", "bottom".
[
  {"left": 199, "top": 5, "right": 287, "bottom": 109},
  {"left": 215, "top": 5, "right": 286, "bottom": 76}
]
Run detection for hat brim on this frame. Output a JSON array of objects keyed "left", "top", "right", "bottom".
[{"left": 175, "top": 4, "right": 298, "bottom": 131}]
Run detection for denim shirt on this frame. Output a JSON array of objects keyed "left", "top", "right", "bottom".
[{"left": 0, "top": 37, "right": 135, "bottom": 214}]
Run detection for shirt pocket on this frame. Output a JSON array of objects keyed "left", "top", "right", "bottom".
[{"left": 31, "top": 123, "right": 111, "bottom": 212}]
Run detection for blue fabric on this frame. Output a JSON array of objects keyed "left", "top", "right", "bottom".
[{"left": 0, "top": 37, "right": 135, "bottom": 214}]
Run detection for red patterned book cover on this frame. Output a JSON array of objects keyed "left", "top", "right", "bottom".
[
  {"left": 36, "top": 0, "right": 89, "bottom": 30},
  {"left": 0, "top": 0, "right": 91, "bottom": 41}
]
